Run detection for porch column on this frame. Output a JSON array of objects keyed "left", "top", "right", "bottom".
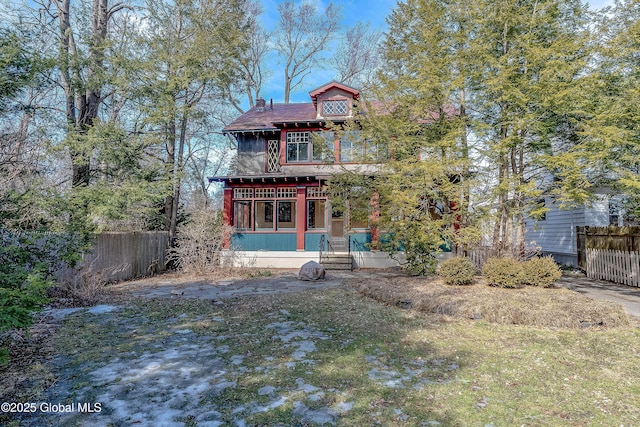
[
  {"left": 296, "top": 186, "right": 306, "bottom": 250},
  {"left": 370, "top": 191, "right": 380, "bottom": 250},
  {"left": 223, "top": 188, "right": 233, "bottom": 249}
]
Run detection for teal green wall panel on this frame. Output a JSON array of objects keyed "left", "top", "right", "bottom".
[
  {"left": 305, "top": 233, "right": 327, "bottom": 251},
  {"left": 232, "top": 233, "right": 296, "bottom": 251},
  {"left": 349, "top": 233, "right": 372, "bottom": 251}
]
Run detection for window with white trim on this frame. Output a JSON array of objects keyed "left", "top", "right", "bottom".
[
  {"left": 286, "top": 132, "right": 310, "bottom": 162},
  {"left": 307, "top": 199, "right": 326, "bottom": 229},
  {"left": 267, "top": 140, "right": 280, "bottom": 172},
  {"left": 277, "top": 187, "right": 297, "bottom": 198},
  {"left": 232, "top": 186, "right": 304, "bottom": 231},
  {"left": 322, "top": 99, "right": 348, "bottom": 116},
  {"left": 277, "top": 201, "right": 296, "bottom": 229},
  {"left": 255, "top": 201, "right": 274, "bottom": 229},
  {"left": 234, "top": 188, "right": 253, "bottom": 199},
  {"left": 255, "top": 188, "right": 275, "bottom": 198},
  {"left": 312, "top": 131, "right": 334, "bottom": 162},
  {"left": 307, "top": 187, "right": 327, "bottom": 198}
]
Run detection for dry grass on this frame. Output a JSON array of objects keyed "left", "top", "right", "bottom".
[{"left": 350, "top": 274, "right": 631, "bottom": 328}]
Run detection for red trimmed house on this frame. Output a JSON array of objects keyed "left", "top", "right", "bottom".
[{"left": 209, "top": 81, "right": 397, "bottom": 268}]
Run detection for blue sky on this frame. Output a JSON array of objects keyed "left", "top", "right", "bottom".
[{"left": 255, "top": 0, "right": 617, "bottom": 105}]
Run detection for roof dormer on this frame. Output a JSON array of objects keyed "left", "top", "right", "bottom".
[{"left": 309, "top": 81, "right": 360, "bottom": 119}]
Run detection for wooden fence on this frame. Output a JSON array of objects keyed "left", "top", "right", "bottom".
[
  {"left": 586, "top": 249, "right": 640, "bottom": 287},
  {"left": 57, "top": 232, "right": 169, "bottom": 285},
  {"left": 467, "top": 247, "right": 491, "bottom": 271},
  {"left": 577, "top": 226, "right": 640, "bottom": 268}
]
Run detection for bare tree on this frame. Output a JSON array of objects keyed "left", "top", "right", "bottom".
[
  {"left": 47, "top": 0, "right": 130, "bottom": 188},
  {"left": 225, "top": 1, "right": 271, "bottom": 113},
  {"left": 275, "top": 1, "right": 340, "bottom": 103},
  {"left": 331, "top": 22, "right": 382, "bottom": 90}
]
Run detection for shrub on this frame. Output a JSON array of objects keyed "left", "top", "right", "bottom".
[
  {"left": 0, "top": 230, "right": 78, "bottom": 366},
  {"left": 482, "top": 257, "right": 523, "bottom": 288},
  {"left": 438, "top": 257, "right": 475, "bottom": 285},
  {"left": 167, "top": 208, "right": 233, "bottom": 276},
  {"left": 521, "top": 256, "right": 562, "bottom": 287}
]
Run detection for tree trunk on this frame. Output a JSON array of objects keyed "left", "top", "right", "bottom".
[{"left": 54, "top": 0, "right": 111, "bottom": 188}]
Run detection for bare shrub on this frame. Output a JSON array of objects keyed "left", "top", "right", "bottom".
[
  {"left": 66, "top": 266, "right": 112, "bottom": 304},
  {"left": 167, "top": 208, "right": 233, "bottom": 277}
]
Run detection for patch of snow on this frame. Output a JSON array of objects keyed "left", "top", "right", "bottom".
[
  {"left": 230, "top": 355, "right": 244, "bottom": 365},
  {"left": 87, "top": 304, "right": 121, "bottom": 314},
  {"left": 308, "top": 392, "right": 325, "bottom": 401},
  {"left": 40, "top": 307, "right": 83, "bottom": 321},
  {"left": 258, "top": 385, "right": 276, "bottom": 395},
  {"left": 331, "top": 401, "right": 353, "bottom": 414},
  {"left": 251, "top": 396, "right": 287, "bottom": 413},
  {"left": 295, "top": 378, "right": 320, "bottom": 393},
  {"left": 292, "top": 401, "right": 336, "bottom": 426}
]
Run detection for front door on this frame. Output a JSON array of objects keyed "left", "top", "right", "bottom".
[{"left": 329, "top": 209, "right": 347, "bottom": 250}]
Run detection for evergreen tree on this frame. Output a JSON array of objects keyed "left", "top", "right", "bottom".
[
  {"left": 553, "top": 0, "right": 640, "bottom": 220},
  {"left": 364, "top": 0, "right": 593, "bottom": 262}
]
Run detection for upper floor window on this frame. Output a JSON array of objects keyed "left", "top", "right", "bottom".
[
  {"left": 322, "top": 99, "right": 348, "bottom": 116},
  {"left": 286, "top": 131, "right": 310, "bottom": 162},
  {"left": 312, "top": 131, "right": 335, "bottom": 162},
  {"left": 287, "top": 131, "right": 334, "bottom": 163},
  {"left": 340, "top": 131, "right": 365, "bottom": 162}
]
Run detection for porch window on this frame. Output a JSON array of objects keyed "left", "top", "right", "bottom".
[
  {"left": 286, "top": 131, "right": 310, "bottom": 162},
  {"left": 233, "top": 201, "right": 252, "bottom": 230},
  {"left": 351, "top": 214, "right": 369, "bottom": 229},
  {"left": 307, "top": 200, "right": 326, "bottom": 229},
  {"left": 277, "top": 201, "right": 296, "bottom": 229},
  {"left": 255, "top": 201, "right": 274, "bottom": 229}
]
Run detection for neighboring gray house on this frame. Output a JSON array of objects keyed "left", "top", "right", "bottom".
[{"left": 525, "top": 194, "right": 629, "bottom": 266}]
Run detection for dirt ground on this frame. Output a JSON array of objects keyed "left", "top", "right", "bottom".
[{"left": 4, "top": 270, "right": 640, "bottom": 426}]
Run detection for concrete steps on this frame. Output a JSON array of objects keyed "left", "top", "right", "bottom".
[{"left": 320, "top": 254, "right": 353, "bottom": 271}]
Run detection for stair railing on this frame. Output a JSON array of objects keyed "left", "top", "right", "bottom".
[{"left": 319, "top": 234, "right": 325, "bottom": 263}]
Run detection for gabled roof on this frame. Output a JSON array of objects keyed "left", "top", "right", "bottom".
[
  {"left": 223, "top": 81, "right": 361, "bottom": 133},
  {"left": 222, "top": 81, "right": 458, "bottom": 134},
  {"left": 308, "top": 80, "right": 360, "bottom": 108}
]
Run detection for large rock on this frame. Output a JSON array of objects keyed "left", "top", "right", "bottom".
[{"left": 299, "top": 260, "right": 326, "bottom": 281}]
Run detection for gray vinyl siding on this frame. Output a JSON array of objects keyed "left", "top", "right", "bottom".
[
  {"left": 584, "top": 197, "right": 609, "bottom": 226},
  {"left": 525, "top": 196, "right": 610, "bottom": 266},
  {"left": 526, "top": 204, "right": 584, "bottom": 256}
]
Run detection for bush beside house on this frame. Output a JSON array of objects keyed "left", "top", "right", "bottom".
[
  {"left": 440, "top": 256, "right": 562, "bottom": 288},
  {"left": 438, "top": 257, "right": 475, "bottom": 285}
]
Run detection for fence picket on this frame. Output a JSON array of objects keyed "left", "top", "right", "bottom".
[{"left": 584, "top": 248, "right": 640, "bottom": 287}]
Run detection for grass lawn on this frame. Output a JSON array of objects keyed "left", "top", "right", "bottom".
[{"left": 2, "top": 277, "right": 640, "bottom": 426}]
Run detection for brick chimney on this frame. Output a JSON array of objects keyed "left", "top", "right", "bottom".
[{"left": 256, "top": 98, "right": 266, "bottom": 112}]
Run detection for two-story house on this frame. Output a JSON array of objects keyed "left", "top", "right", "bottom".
[{"left": 209, "top": 81, "right": 402, "bottom": 269}]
